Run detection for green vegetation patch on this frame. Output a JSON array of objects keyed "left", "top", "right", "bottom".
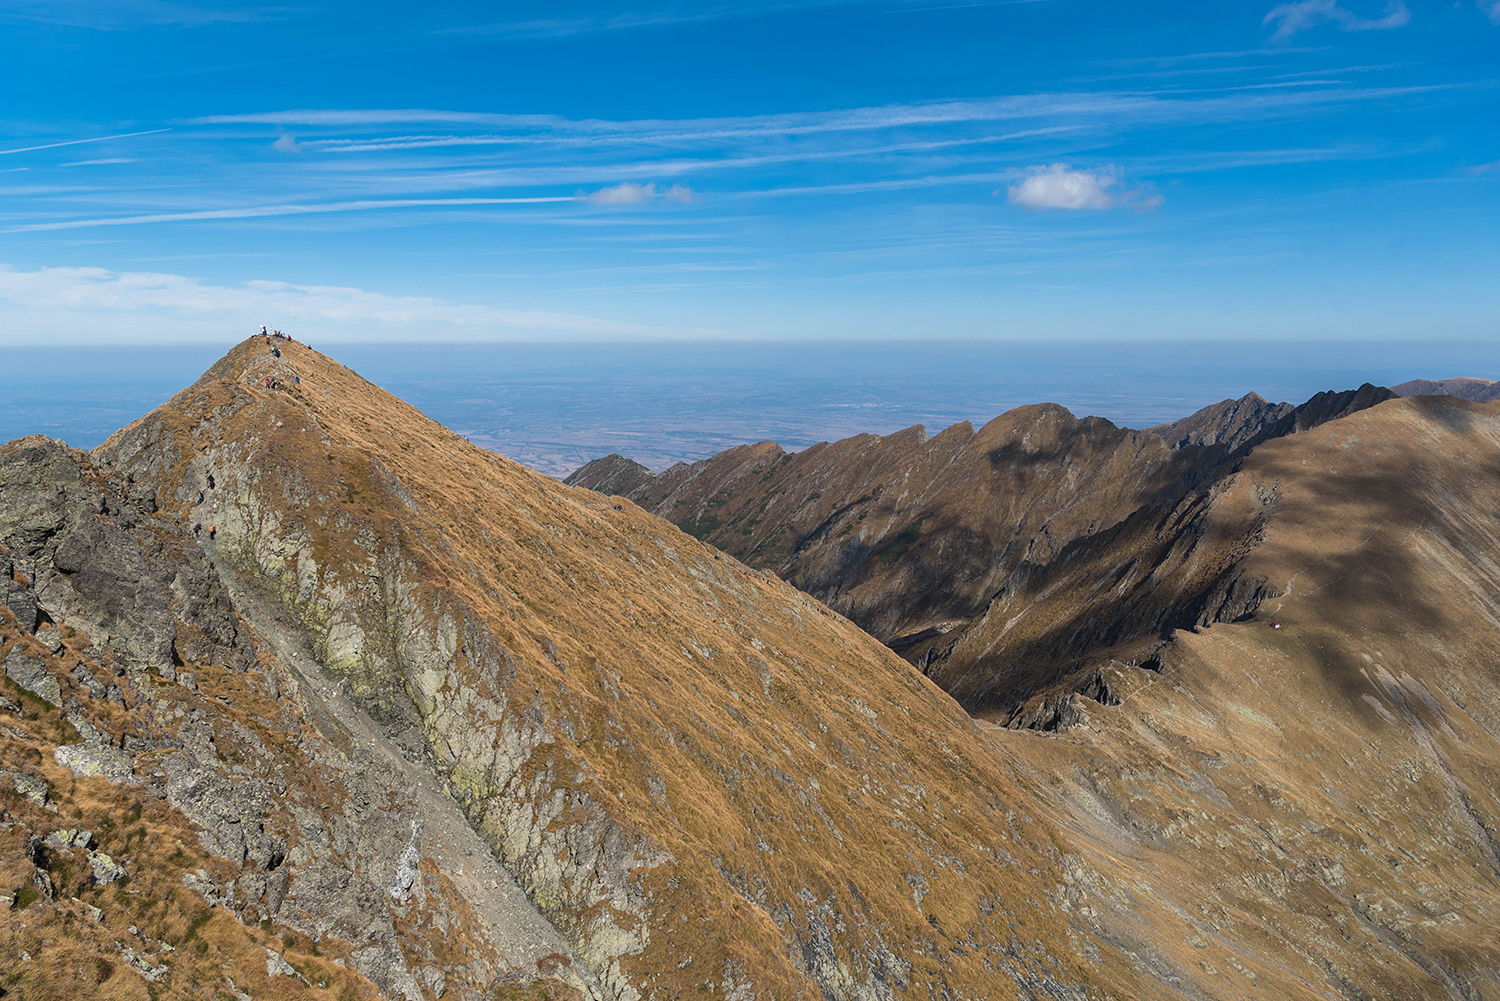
[
  {"left": 677, "top": 513, "right": 722, "bottom": 540},
  {"left": 877, "top": 517, "right": 926, "bottom": 565}
]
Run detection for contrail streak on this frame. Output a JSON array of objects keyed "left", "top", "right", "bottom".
[{"left": 0, "top": 128, "right": 173, "bottom": 156}]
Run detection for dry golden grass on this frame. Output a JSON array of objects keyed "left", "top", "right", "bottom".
[{"left": 99, "top": 339, "right": 1150, "bottom": 999}]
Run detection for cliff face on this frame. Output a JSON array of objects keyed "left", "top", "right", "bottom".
[{"left": 2, "top": 436, "right": 558, "bottom": 1001}]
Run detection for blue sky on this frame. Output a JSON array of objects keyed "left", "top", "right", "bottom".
[{"left": 1, "top": 0, "right": 1497, "bottom": 344}]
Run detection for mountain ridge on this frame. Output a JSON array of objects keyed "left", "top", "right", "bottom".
[{"left": 2, "top": 340, "right": 1499, "bottom": 1000}]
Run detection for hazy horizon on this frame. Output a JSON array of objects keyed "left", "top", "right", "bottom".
[{"left": 6, "top": 337, "right": 1494, "bottom": 477}]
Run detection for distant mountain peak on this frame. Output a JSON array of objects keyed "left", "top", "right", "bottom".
[{"left": 1391, "top": 376, "right": 1500, "bottom": 402}]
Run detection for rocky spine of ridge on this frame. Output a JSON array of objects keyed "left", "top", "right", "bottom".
[
  {"left": 1392, "top": 376, "right": 1500, "bottom": 402},
  {"left": 7, "top": 340, "right": 1500, "bottom": 1000},
  {"left": 1, "top": 436, "right": 520, "bottom": 1001},
  {"left": 569, "top": 409, "right": 1219, "bottom": 652},
  {"left": 561, "top": 453, "right": 656, "bottom": 496},
  {"left": 74, "top": 336, "right": 1157, "bottom": 1001},
  {"left": 567, "top": 385, "right": 1395, "bottom": 703},
  {"left": 1146, "top": 391, "right": 1294, "bottom": 451}
]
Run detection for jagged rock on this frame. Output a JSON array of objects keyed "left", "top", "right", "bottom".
[
  {"left": 7, "top": 769, "right": 48, "bottom": 807},
  {"left": 562, "top": 452, "right": 657, "bottom": 496},
  {"left": 1391, "top": 376, "right": 1500, "bottom": 401},
  {"left": 44, "top": 828, "right": 93, "bottom": 849},
  {"left": 5, "top": 647, "right": 59, "bottom": 706},
  {"left": 265, "top": 945, "right": 300, "bottom": 978},
  {"left": 35, "top": 625, "right": 63, "bottom": 654},
  {"left": 2, "top": 559, "right": 38, "bottom": 633},
  {"left": 119, "top": 945, "right": 165, "bottom": 981},
  {"left": 54, "top": 742, "right": 134, "bottom": 781},
  {"left": 1148, "top": 392, "right": 1295, "bottom": 451},
  {"left": 88, "top": 850, "right": 128, "bottom": 885},
  {"left": 159, "top": 752, "right": 270, "bottom": 865},
  {"left": 71, "top": 662, "right": 107, "bottom": 699}
]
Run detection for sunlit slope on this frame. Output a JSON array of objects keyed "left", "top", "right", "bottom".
[
  {"left": 97, "top": 338, "right": 1148, "bottom": 1000},
  {"left": 991, "top": 396, "right": 1500, "bottom": 999}
]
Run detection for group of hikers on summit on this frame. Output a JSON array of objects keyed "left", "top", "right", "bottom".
[{"left": 258, "top": 324, "right": 301, "bottom": 390}]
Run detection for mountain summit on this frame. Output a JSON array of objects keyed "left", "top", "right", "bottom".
[{"left": 2, "top": 338, "right": 1499, "bottom": 1000}]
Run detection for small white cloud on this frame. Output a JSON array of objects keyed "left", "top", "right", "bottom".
[
  {"left": 271, "top": 134, "right": 301, "bottom": 153},
  {"left": 1263, "top": 0, "right": 1410, "bottom": 39},
  {"left": 580, "top": 181, "right": 698, "bottom": 205},
  {"left": 1480, "top": 0, "right": 1500, "bottom": 23},
  {"left": 1005, "top": 164, "right": 1161, "bottom": 212},
  {"left": 1008, "top": 164, "right": 1114, "bottom": 210},
  {"left": 583, "top": 182, "right": 658, "bottom": 205}
]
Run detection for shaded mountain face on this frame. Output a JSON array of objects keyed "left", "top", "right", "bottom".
[
  {"left": 6, "top": 341, "right": 1499, "bottom": 1001},
  {"left": 569, "top": 408, "right": 1215, "bottom": 651},
  {"left": 1146, "top": 391, "right": 1294, "bottom": 451},
  {"left": 567, "top": 386, "right": 1394, "bottom": 687},
  {"left": 1392, "top": 377, "right": 1500, "bottom": 402},
  {"left": 561, "top": 453, "right": 655, "bottom": 496}
]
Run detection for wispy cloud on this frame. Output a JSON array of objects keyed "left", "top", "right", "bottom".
[
  {"left": 60, "top": 157, "right": 140, "bottom": 166},
  {"left": 1479, "top": 0, "right": 1500, "bottom": 23},
  {"left": 188, "top": 85, "right": 1451, "bottom": 147},
  {"left": 1263, "top": 0, "right": 1410, "bottom": 39},
  {"left": 6, "top": 196, "right": 577, "bottom": 233},
  {"left": 1005, "top": 164, "right": 1161, "bottom": 210},
  {"left": 0, "top": 264, "right": 731, "bottom": 342},
  {"left": 0, "top": 0, "right": 283, "bottom": 30},
  {"left": 0, "top": 128, "right": 171, "bottom": 156}
]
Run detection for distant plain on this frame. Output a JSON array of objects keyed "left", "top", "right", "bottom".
[{"left": 13, "top": 340, "right": 1496, "bottom": 477}]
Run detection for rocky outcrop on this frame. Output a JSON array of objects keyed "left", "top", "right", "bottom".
[
  {"left": 0, "top": 435, "right": 585, "bottom": 1001},
  {"left": 1147, "top": 392, "right": 1294, "bottom": 451},
  {"left": 562, "top": 453, "right": 656, "bottom": 496}
]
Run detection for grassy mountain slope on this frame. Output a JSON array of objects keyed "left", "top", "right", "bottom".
[
  {"left": 984, "top": 394, "right": 1500, "bottom": 999},
  {"left": 93, "top": 338, "right": 1147, "bottom": 1000}
]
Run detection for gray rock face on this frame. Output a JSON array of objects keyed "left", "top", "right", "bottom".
[
  {"left": 1391, "top": 376, "right": 1500, "bottom": 401},
  {"left": 88, "top": 850, "right": 128, "bottom": 885},
  {"left": 6, "top": 769, "right": 48, "bottom": 808},
  {"left": 5, "top": 646, "right": 59, "bottom": 706},
  {"left": 54, "top": 742, "right": 135, "bottom": 781},
  {"left": 562, "top": 452, "right": 657, "bottom": 496},
  {"left": 0, "top": 437, "right": 251, "bottom": 677},
  {"left": 1, "top": 433, "right": 591, "bottom": 1000},
  {"left": 1147, "top": 392, "right": 1295, "bottom": 451}
]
